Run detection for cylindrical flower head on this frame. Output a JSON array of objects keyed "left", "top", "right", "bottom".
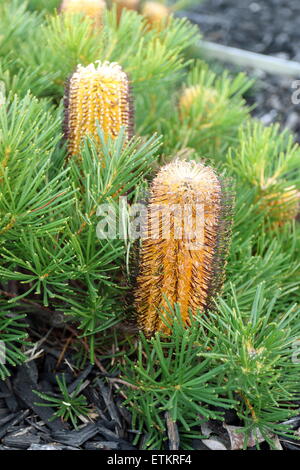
[
  {"left": 179, "top": 85, "right": 218, "bottom": 120},
  {"left": 259, "top": 186, "right": 300, "bottom": 227},
  {"left": 64, "top": 61, "right": 133, "bottom": 156},
  {"left": 60, "top": 0, "right": 106, "bottom": 26},
  {"left": 134, "top": 160, "right": 233, "bottom": 336}
]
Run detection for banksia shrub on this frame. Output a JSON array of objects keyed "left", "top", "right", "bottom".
[
  {"left": 60, "top": 0, "right": 106, "bottom": 27},
  {"left": 134, "top": 159, "right": 233, "bottom": 336},
  {"left": 64, "top": 61, "right": 133, "bottom": 156},
  {"left": 3, "top": 0, "right": 300, "bottom": 450}
]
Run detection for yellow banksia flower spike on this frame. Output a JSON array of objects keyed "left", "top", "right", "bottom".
[
  {"left": 258, "top": 185, "right": 300, "bottom": 227},
  {"left": 64, "top": 61, "right": 134, "bottom": 156},
  {"left": 179, "top": 85, "right": 219, "bottom": 120},
  {"left": 60, "top": 0, "right": 106, "bottom": 27},
  {"left": 134, "top": 159, "right": 233, "bottom": 336}
]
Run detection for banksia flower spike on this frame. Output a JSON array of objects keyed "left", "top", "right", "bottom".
[
  {"left": 179, "top": 85, "right": 218, "bottom": 121},
  {"left": 259, "top": 185, "right": 300, "bottom": 227},
  {"left": 134, "top": 159, "right": 233, "bottom": 336},
  {"left": 60, "top": 0, "right": 106, "bottom": 27},
  {"left": 64, "top": 61, "right": 134, "bottom": 156}
]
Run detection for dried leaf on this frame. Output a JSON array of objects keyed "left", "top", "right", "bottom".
[
  {"left": 224, "top": 424, "right": 270, "bottom": 450},
  {"left": 202, "top": 438, "right": 227, "bottom": 451}
]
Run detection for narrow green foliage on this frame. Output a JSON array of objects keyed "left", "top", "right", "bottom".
[
  {"left": 26, "top": 0, "right": 60, "bottom": 13},
  {"left": 0, "top": 93, "right": 70, "bottom": 242},
  {"left": 121, "top": 309, "right": 234, "bottom": 449},
  {"left": 0, "top": 301, "right": 29, "bottom": 380},
  {"left": 0, "top": 0, "right": 42, "bottom": 57},
  {"left": 197, "top": 284, "right": 300, "bottom": 446},
  {"left": 15, "top": 8, "right": 199, "bottom": 102},
  {"left": 33, "top": 374, "right": 90, "bottom": 429},
  {"left": 227, "top": 200, "right": 300, "bottom": 312},
  {"left": 122, "top": 285, "right": 300, "bottom": 448},
  {"left": 18, "top": 13, "right": 104, "bottom": 97},
  {"left": 226, "top": 121, "right": 300, "bottom": 227},
  {"left": 0, "top": 58, "right": 60, "bottom": 99},
  {"left": 162, "top": 61, "right": 253, "bottom": 157},
  {"left": 227, "top": 120, "right": 300, "bottom": 188},
  {"left": 104, "top": 8, "right": 199, "bottom": 87}
]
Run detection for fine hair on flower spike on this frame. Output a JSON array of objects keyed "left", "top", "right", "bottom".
[
  {"left": 64, "top": 61, "right": 134, "bottom": 156},
  {"left": 134, "top": 159, "right": 234, "bottom": 336}
]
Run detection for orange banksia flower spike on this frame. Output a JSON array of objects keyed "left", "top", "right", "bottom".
[
  {"left": 64, "top": 61, "right": 134, "bottom": 156},
  {"left": 60, "top": 0, "right": 106, "bottom": 27},
  {"left": 134, "top": 159, "right": 234, "bottom": 336}
]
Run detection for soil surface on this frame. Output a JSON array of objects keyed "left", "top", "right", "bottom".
[{"left": 184, "top": 0, "right": 300, "bottom": 139}]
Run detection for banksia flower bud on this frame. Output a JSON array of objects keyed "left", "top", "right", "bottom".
[
  {"left": 179, "top": 85, "right": 218, "bottom": 120},
  {"left": 112, "top": 0, "right": 140, "bottom": 21},
  {"left": 259, "top": 186, "right": 300, "bottom": 227},
  {"left": 60, "top": 0, "right": 106, "bottom": 27},
  {"left": 64, "top": 61, "right": 133, "bottom": 156},
  {"left": 134, "top": 160, "right": 233, "bottom": 336},
  {"left": 142, "top": 1, "right": 171, "bottom": 29}
]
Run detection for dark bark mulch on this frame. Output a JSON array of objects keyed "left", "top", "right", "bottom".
[
  {"left": 0, "top": 355, "right": 137, "bottom": 451},
  {"left": 1, "top": 345, "right": 300, "bottom": 450}
]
